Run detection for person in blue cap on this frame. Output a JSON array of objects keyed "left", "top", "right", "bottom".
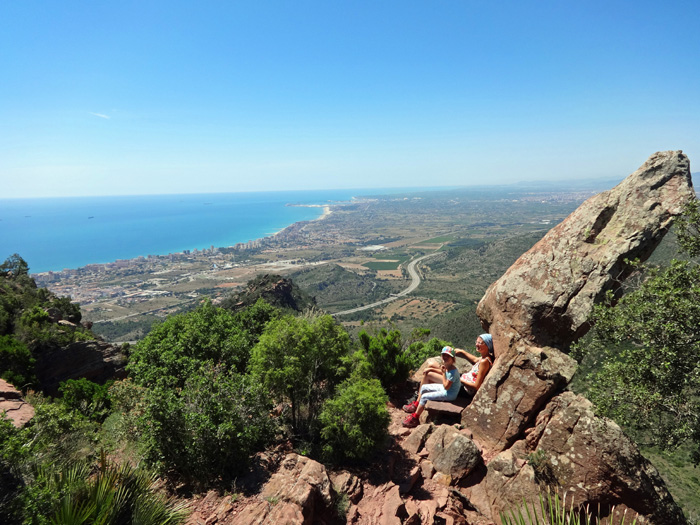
[{"left": 457, "top": 334, "right": 495, "bottom": 395}]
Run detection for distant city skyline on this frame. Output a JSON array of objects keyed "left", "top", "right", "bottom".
[{"left": 1, "top": 1, "right": 698, "bottom": 198}]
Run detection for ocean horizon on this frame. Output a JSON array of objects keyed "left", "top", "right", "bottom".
[{"left": 0, "top": 188, "right": 407, "bottom": 274}]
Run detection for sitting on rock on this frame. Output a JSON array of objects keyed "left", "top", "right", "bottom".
[
  {"left": 402, "top": 334, "right": 495, "bottom": 428},
  {"left": 402, "top": 346, "right": 461, "bottom": 428},
  {"left": 457, "top": 333, "right": 494, "bottom": 395}
]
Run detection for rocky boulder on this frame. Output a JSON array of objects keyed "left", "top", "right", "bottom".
[
  {"left": 34, "top": 340, "right": 127, "bottom": 395},
  {"left": 430, "top": 430, "right": 481, "bottom": 480},
  {"left": 477, "top": 150, "right": 694, "bottom": 353},
  {"left": 0, "top": 379, "right": 34, "bottom": 427},
  {"left": 231, "top": 454, "right": 336, "bottom": 525},
  {"left": 462, "top": 343, "right": 577, "bottom": 452},
  {"left": 220, "top": 274, "right": 316, "bottom": 313},
  {"left": 464, "top": 392, "right": 684, "bottom": 525}
]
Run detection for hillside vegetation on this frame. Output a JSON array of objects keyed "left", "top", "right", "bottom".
[
  {"left": 290, "top": 263, "right": 404, "bottom": 311},
  {"left": 0, "top": 256, "right": 449, "bottom": 523},
  {"left": 3, "top": 192, "right": 699, "bottom": 522}
]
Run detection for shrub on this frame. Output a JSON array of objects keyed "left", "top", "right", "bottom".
[
  {"left": 0, "top": 416, "right": 27, "bottom": 524},
  {"left": 250, "top": 313, "right": 351, "bottom": 436},
  {"left": 107, "top": 379, "right": 148, "bottom": 440},
  {"left": 500, "top": 488, "right": 638, "bottom": 525},
  {"left": 0, "top": 334, "right": 36, "bottom": 388},
  {"left": 128, "top": 299, "right": 277, "bottom": 389},
  {"left": 39, "top": 452, "right": 186, "bottom": 525},
  {"left": 406, "top": 337, "right": 451, "bottom": 369},
  {"left": 19, "top": 393, "right": 98, "bottom": 469},
  {"left": 49, "top": 296, "right": 81, "bottom": 324},
  {"left": 140, "top": 366, "right": 274, "bottom": 481},
  {"left": 319, "top": 377, "right": 389, "bottom": 464},
  {"left": 59, "top": 378, "right": 112, "bottom": 422},
  {"left": 16, "top": 305, "right": 54, "bottom": 349},
  {"left": 358, "top": 328, "right": 413, "bottom": 390},
  {"left": 0, "top": 395, "right": 99, "bottom": 522}
]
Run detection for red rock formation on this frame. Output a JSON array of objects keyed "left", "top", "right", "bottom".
[
  {"left": 0, "top": 379, "right": 34, "bottom": 427},
  {"left": 459, "top": 151, "right": 694, "bottom": 524},
  {"left": 477, "top": 150, "right": 694, "bottom": 353}
]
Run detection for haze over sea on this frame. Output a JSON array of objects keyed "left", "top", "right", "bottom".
[{"left": 0, "top": 189, "right": 404, "bottom": 274}]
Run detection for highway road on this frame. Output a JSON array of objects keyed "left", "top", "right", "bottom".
[{"left": 332, "top": 252, "right": 440, "bottom": 316}]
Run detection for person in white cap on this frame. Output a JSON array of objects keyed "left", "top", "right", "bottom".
[
  {"left": 402, "top": 346, "right": 461, "bottom": 428},
  {"left": 402, "top": 334, "right": 495, "bottom": 428}
]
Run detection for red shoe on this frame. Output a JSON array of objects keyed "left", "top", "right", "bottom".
[
  {"left": 403, "top": 414, "right": 419, "bottom": 428},
  {"left": 403, "top": 400, "right": 418, "bottom": 413}
]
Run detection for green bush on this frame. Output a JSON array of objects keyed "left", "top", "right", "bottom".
[
  {"left": 59, "top": 378, "right": 112, "bottom": 422},
  {"left": 49, "top": 296, "right": 81, "bottom": 324},
  {"left": 0, "top": 395, "right": 99, "bottom": 523},
  {"left": 16, "top": 305, "right": 54, "bottom": 349},
  {"left": 128, "top": 299, "right": 277, "bottom": 389},
  {"left": 18, "top": 394, "right": 98, "bottom": 469},
  {"left": 0, "top": 416, "right": 27, "bottom": 524},
  {"left": 500, "top": 488, "right": 639, "bottom": 525},
  {"left": 357, "top": 328, "right": 413, "bottom": 389},
  {"left": 250, "top": 313, "right": 351, "bottom": 436},
  {"left": 107, "top": 379, "right": 147, "bottom": 438},
  {"left": 0, "top": 334, "right": 36, "bottom": 388},
  {"left": 36, "top": 452, "right": 186, "bottom": 525},
  {"left": 319, "top": 377, "right": 389, "bottom": 464},
  {"left": 140, "top": 366, "right": 274, "bottom": 481},
  {"left": 405, "top": 336, "right": 451, "bottom": 369}
]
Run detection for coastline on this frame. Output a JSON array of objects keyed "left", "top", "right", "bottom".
[
  {"left": 285, "top": 203, "right": 332, "bottom": 219},
  {"left": 6, "top": 189, "right": 364, "bottom": 275},
  {"left": 32, "top": 203, "right": 334, "bottom": 277},
  {"left": 269, "top": 204, "right": 332, "bottom": 238}
]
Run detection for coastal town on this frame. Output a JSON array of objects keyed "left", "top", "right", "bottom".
[{"left": 30, "top": 188, "right": 600, "bottom": 343}]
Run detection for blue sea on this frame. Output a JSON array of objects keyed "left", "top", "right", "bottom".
[{"left": 0, "top": 189, "right": 399, "bottom": 274}]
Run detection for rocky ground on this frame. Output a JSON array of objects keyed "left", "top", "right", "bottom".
[
  {"left": 0, "top": 379, "right": 35, "bottom": 428},
  {"left": 181, "top": 395, "right": 492, "bottom": 525},
  {"left": 180, "top": 151, "right": 697, "bottom": 525}
]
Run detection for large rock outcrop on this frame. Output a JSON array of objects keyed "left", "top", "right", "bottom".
[
  {"left": 462, "top": 344, "right": 577, "bottom": 452},
  {"left": 477, "top": 150, "right": 694, "bottom": 353},
  {"left": 35, "top": 340, "right": 127, "bottom": 395},
  {"left": 464, "top": 392, "right": 684, "bottom": 524},
  {"left": 231, "top": 454, "right": 335, "bottom": 525},
  {"left": 458, "top": 151, "right": 695, "bottom": 524}
]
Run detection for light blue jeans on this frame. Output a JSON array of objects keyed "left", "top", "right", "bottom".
[{"left": 418, "top": 383, "right": 458, "bottom": 406}]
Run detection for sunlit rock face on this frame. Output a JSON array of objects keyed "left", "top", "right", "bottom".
[
  {"left": 459, "top": 151, "right": 694, "bottom": 524},
  {"left": 477, "top": 150, "right": 694, "bottom": 353}
]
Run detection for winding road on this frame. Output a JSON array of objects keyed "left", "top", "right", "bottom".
[{"left": 332, "top": 252, "right": 441, "bottom": 316}]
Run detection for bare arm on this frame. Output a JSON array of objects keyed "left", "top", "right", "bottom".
[
  {"left": 441, "top": 364, "right": 454, "bottom": 390},
  {"left": 424, "top": 363, "right": 442, "bottom": 375},
  {"left": 454, "top": 348, "right": 478, "bottom": 364}
]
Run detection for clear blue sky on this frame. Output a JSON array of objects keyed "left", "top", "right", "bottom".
[{"left": 1, "top": 1, "right": 698, "bottom": 198}]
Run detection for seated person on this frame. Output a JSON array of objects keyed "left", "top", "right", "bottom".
[
  {"left": 402, "top": 346, "right": 461, "bottom": 428},
  {"left": 402, "top": 334, "right": 495, "bottom": 427},
  {"left": 457, "top": 333, "right": 495, "bottom": 395}
]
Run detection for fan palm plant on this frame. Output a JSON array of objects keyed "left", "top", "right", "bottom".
[
  {"left": 47, "top": 450, "right": 187, "bottom": 525},
  {"left": 500, "top": 489, "right": 637, "bottom": 525}
]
